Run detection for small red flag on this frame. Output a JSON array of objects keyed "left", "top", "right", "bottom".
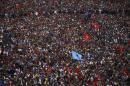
[
  {"left": 83, "top": 33, "right": 91, "bottom": 42},
  {"left": 91, "top": 22, "right": 101, "bottom": 30},
  {"left": 122, "top": 68, "right": 130, "bottom": 77},
  {"left": 16, "top": 3, "right": 23, "bottom": 9},
  {"left": 116, "top": 46, "right": 125, "bottom": 54}
]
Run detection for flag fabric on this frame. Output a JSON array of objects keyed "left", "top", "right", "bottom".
[
  {"left": 83, "top": 33, "right": 91, "bottom": 42},
  {"left": 70, "top": 51, "right": 83, "bottom": 60},
  {"left": 91, "top": 22, "right": 101, "bottom": 30}
]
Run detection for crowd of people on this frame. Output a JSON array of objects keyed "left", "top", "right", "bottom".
[{"left": 0, "top": 0, "right": 130, "bottom": 86}]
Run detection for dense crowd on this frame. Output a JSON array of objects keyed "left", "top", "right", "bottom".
[{"left": 0, "top": 0, "right": 130, "bottom": 86}]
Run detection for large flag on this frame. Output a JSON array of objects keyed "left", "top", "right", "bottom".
[{"left": 70, "top": 51, "right": 83, "bottom": 60}]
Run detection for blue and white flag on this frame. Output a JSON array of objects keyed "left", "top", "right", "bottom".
[{"left": 70, "top": 51, "right": 83, "bottom": 60}]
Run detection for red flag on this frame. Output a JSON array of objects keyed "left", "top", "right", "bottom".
[
  {"left": 91, "top": 22, "right": 101, "bottom": 30},
  {"left": 93, "top": 81, "right": 98, "bottom": 86},
  {"left": 122, "top": 68, "right": 130, "bottom": 77},
  {"left": 75, "top": 67, "right": 80, "bottom": 75},
  {"left": 16, "top": 3, "right": 23, "bottom": 9},
  {"left": 116, "top": 46, "right": 125, "bottom": 54},
  {"left": 83, "top": 33, "right": 91, "bottom": 42}
]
